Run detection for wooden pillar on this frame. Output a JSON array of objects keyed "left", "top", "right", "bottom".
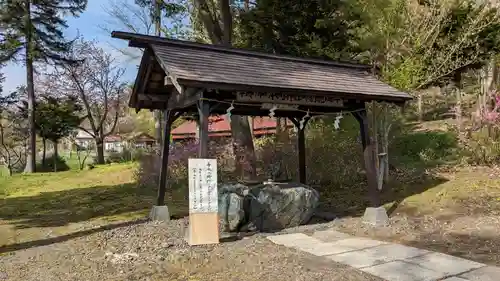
[
  {"left": 298, "top": 125, "right": 306, "bottom": 184},
  {"left": 197, "top": 100, "right": 210, "bottom": 158},
  {"left": 289, "top": 116, "right": 310, "bottom": 184},
  {"left": 353, "top": 107, "right": 380, "bottom": 207},
  {"left": 157, "top": 110, "right": 181, "bottom": 206}
]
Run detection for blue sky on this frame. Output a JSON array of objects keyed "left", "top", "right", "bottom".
[{"left": 2, "top": 0, "right": 140, "bottom": 93}]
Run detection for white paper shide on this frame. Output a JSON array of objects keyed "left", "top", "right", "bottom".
[{"left": 188, "top": 158, "right": 218, "bottom": 213}]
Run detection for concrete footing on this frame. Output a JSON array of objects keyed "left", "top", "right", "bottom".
[
  {"left": 362, "top": 207, "right": 389, "bottom": 227},
  {"left": 149, "top": 205, "right": 170, "bottom": 222}
]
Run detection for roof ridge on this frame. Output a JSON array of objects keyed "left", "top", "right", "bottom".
[{"left": 111, "top": 31, "right": 371, "bottom": 70}]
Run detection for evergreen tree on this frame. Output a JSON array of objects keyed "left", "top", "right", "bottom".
[
  {"left": 33, "top": 96, "right": 82, "bottom": 172},
  {"left": 237, "top": 0, "right": 361, "bottom": 60},
  {"left": 0, "top": 0, "right": 87, "bottom": 173}
]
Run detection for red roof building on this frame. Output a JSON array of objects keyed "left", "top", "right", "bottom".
[{"left": 171, "top": 116, "right": 292, "bottom": 140}]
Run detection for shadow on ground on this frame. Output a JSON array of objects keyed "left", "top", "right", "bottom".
[
  {"left": 400, "top": 194, "right": 500, "bottom": 266},
  {"left": 406, "top": 231, "right": 500, "bottom": 266},
  {"left": 0, "top": 183, "right": 188, "bottom": 229},
  {"left": 316, "top": 172, "right": 448, "bottom": 218},
  {"left": 0, "top": 219, "right": 147, "bottom": 254}
]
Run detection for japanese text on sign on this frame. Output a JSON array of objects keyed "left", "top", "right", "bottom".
[
  {"left": 237, "top": 92, "right": 344, "bottom": 107},
  {"left": 188, "top": 158, "right": 218, "bottom": 213}
]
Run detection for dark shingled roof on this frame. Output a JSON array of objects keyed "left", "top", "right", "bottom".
[{"left": 112, "top": 31, "right": 412, "bottom": 104}]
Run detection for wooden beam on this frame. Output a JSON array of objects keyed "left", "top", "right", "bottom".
[
  {"left": 157, "top": 109, "right": 182, "bottom": 206},
  {"left": 168, "top": 87, "right": 202, "bottom": 110},
  {"left": 237, "top": 92, "right": 344, "bottom": 108},
  {"left": 165, "top": 73, "right": 184, "bottom": 95},
  {"left": 352, "top": 108, "right": 380, "bottom": 207},
  {"left": 209, "top": 107, "right": 323, "bottom": 118},
  {"left": 197, "top": 99, "right": 210, "bottom": 158},
  {"left": 178, "top": 78, "right": 412, "bottom": 104},
  {"left": 137, "top": 94, "right": 170, "bottom": 102},
  {"left": 138, "top": 52, "right": 154, "bottom": 96}
]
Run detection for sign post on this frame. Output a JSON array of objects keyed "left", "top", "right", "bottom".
[{"left": 187, "top": 158, "right": 219, "bottom": 245}]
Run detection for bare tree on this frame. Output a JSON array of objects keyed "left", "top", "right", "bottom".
[
  {"left": 68, "top": 131, "right": 92, "bottom": 170},
  {"left": 102, "top": 0, "right": 190, "bottom": 144},
  {"left": 0, "top": 95, "right": 26, "bottom": 176},
  {"left": 51, "top": 40, "right": 127, "bottom": 164},
  {"left": 0, "top": 120, "right": 25, "bottom": 176},
  {"left": 101, "top": 0, "right": 155, "bottom": 61}
]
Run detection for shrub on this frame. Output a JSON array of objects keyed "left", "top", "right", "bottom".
[
  {"left": 135, "top": 114, "right": 453, "bottom": 195},
  {"left": 460, "top": 131, "right": 500, "bottom": 165},
  {"left": 391, "top": 130, "right": 458, "bottom": 165},
  {"left": 37, "top": 155, "right": 70, "bottom": 172},
  {"left": 105, "top": 148, "right": 149, "bottom": 164},
  {"left": 106, "top": 151, "right": 126, "bottom": 164},
  {"left": 253, "top": 115, "right": 364, "bottom": 187},
  {"left": 135, "top": 141, "right": 198, "bottom": 189}
]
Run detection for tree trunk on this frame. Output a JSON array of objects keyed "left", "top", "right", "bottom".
[
  {"left": 276, "top": 117, "right": 282, "bottom": 137},
  {"left": 23, "top": 0, "right": 36, "bottom": 173},
  {"left": 193, "top": 0, "right": 258, "bottom": 181},
  {"left": 42, "top": 138, "right": 47, "bottom": 167},
  {"left": 153, "top": 1, "right": 163, "bottom": 146},
  {"left": 230, "top": 114, "right": 257, "bottom": 181},
  {"left": 96, "top": 138, "right": 105, "bottom": 164},
  {"left": 154, "top": 111, "right": 162, "bottom": 144},
  {"left": 453, "top": 72, "right": 463, "bottom": 132},
  {"left": 370, "top": 102, "right": 381, "bottom": 190},
  {"left": 417, "top": 94, "right": 423, "bottom": 121},
  {"left": 483, "top": 57, "right": 497, "bottom": 96},
  {"left": 248, "top": 116, "right": 254, "bottom": 138},
  {"left": 383, "top": 107, "right": 391, "bottom": 182},
  {"left": 53, "top": 140, "right": 58, "bottom": 172},
  {"left": 481, "top": 57, "right": 497, "bottom": 137}
]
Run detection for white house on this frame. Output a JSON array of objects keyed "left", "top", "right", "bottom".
[
  {"left": 75, "top": 129, "right": 94, "bottom": 149},
  {"left": 104, "top": 135, "right": 124, "bottom": 153}
]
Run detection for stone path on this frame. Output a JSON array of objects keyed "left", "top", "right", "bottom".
[{"left": 267, "top": 230, "right": 500, "bottom": 281}]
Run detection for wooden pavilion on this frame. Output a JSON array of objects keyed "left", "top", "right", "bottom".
[{"left": 111, "top": 31, "right": 412, "bottom": 215}]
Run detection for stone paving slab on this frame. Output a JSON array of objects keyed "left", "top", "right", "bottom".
[
  {"left": 361, "top": 260, "right": 447, "bottom": 281},
  {"left": 293, "top": 239, "right": 382, "bottom": 257},
  {"left": 291, "top": 237, "right": 387, "bottom": 257},
  {"left": 406, "top": 252, "right": 484, "bottom": 276},
  {"left": 325, "top": 237, "right": 388, "bottom": 249},
  {"left": 267, "top": 234, "right": 386, "bottom": 254},
  {"left": 266, "top": 230, "right": 500, "bottom": 281},
  {"left": 459, "top": 266, "right": 500, "bottom": 281},
  {"left": 311, "top": 230, "right": 352, "bottom": 242},
  {"left": 293, "top": 242, "right": 356, "bottom": 256},
  {"left": 326, "top": 243, "right": 429, "bottom": 269},
  {"left": 441, "top": 277, "right": 470, "bottom": 281},
  {"left": 266, "top": 233, "right": 321, "bottom": 248}
]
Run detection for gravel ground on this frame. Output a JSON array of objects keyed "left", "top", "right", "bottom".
[{"left": 0, "top": 218, "right": 381, "bottom": 281}]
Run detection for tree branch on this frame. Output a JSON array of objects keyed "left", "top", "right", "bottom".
[{"left": 193, "top": 0, "right": 224, "bottom": 44}]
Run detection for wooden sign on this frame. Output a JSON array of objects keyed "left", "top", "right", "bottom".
[
  {"left": 187, "top": 158, "right": 219, "bottom": 245},
  {"left": 237, "top": 92, "right": 344, "bottom": 107},
  {"left": 261, "top": 103, "right": 299, "bottom": 111}
]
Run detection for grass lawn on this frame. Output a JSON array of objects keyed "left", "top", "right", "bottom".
[{"left": 0, "top": 162, "right": 188, "bottom": 251}]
